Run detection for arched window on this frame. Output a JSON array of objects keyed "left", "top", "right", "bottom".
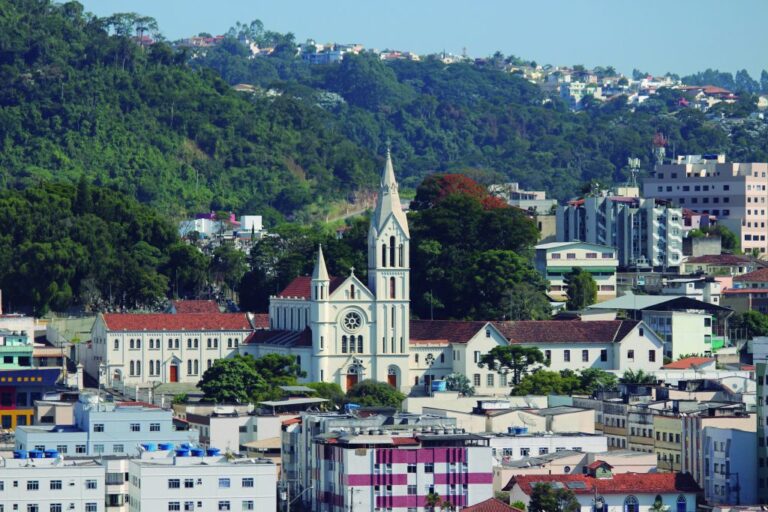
[
  {"left": 187, "top": 360, "right": 193, "bottom": 375},
  {"left": 342, "top": 335, "right": 348, "bottom": 354},
  {"left": 296, "top": 355, "right": 301, "bottom": 367},
  {"left": 391, "top": 306, "right": 396, "bottom": 328},
  {"left": 398, "top": 244, "right": 404, "bottom": 267},
  {"left": 676, "top": 495, "right": 687, "bottom": 512},
  {"left": 357, "top": 336, "right": 363, "bottom": 353},
  {"left": 129, "top": 361, "right": 135, "bottom": 376},
  {"left": 390, "top": 236, "right": 396, "bottom": 267},
  {"left": 624, "top": 495, "right": 639, "bottom": 512},
  {"left": 194, "top": 360, "right": 199, "bottom": 375},
  {"left": 207, "top": 359, "right": 212, "bottom": 369},
  {"left": 135, "top": 361, "right": 141, "bottom": 376},
  {"left": 156, "top": 360, "right": 160, "bottom": 376},
  {"left": 149, "top": 360, "right": 154, "bottom": 375},
  {"left": 389, "top": 277, "right": 396, "bottom": 299},
  {"left": 350, "top": 284, "right": 355, "bottom": 299},
  {"left": 114, "top": 339, "right": 119, "bottom": 350},
  {"left": 382, "top": 244, "right": 387, "bottom": 267},
  {"left": 349, "top": 336, "right": 356, "bottom": 353},
  {"left": 129, "top": 339, "right": 134, "bottom": 349}
]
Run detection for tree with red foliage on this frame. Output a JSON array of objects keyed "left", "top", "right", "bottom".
[{"left": 411, "top": 173, "right": 508, "bottom": 210}]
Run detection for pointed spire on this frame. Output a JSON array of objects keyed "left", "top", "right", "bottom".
[
  {"left": 312, "top": 244, "right": 329, "bottom": 281},
  {"left": 372, "top": 148, "right": 410, "bottom": 237}
]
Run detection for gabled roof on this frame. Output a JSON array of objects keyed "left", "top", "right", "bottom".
[
  {"left": 493, "top": 320, "right": 639, "bottom": 344},
  {"left": 588, "top": 293, "right": 729, "bottom": 312},
  {"left": 462, "top": 498, "right": 522, "bottom": 512},
  {"left": 101, "top": 313, "right": 252, "bottom": 332},
  {"left": 244, "top": 328, "right": 312, "bottom": 347},
  {"left": 276, "top": 276, "right": 345, "bottom": 299},
  {"left": 504, "top": 473, "right": 700, "bottom": 495},
  {"left": 171, "top": 300, "right": 220, "bottom": 314},
  {"left": 685, "top": 254, "right": 753, "bottom": 265},
  {"left": 735, "top": 268, "right": 768, "bottom": 283},
  {"left": 251, "top": 313, "right": 270, "bottom": 329},
  {"left": 586, "top": 460, "right": 613, "bottom": 470},
  {"left": 663, "top": 356, "right": 716, "bottom": 369},
  {"left": 409, "top": 320, "right": 490, "bottom": 344}
]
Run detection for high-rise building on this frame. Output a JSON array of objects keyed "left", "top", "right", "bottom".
[
  {"left": 556, "top": 195, "right": 683, "bottom": 270},
  {"left": 643, "top": 154, "right": 768, "bottom": 254}
]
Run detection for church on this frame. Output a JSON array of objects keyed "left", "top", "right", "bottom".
[{"left": 241, "top": 154, "right": 663, "bottom": 395}]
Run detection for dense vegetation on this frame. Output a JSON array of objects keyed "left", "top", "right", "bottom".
[
  {"left": 0, "top": 0, "right": 378, "bottom": 223},
  {"left": 196, "top": 29, "right": 768, "bottom": 199}
]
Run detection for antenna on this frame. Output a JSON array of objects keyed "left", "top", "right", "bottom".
[{"left": 627, "top": 158, "right": 641, "bottom": 188}]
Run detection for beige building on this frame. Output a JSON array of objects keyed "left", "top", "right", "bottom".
[
  {"left": 644, "top": 155, "right": 768, "bottom": 255},
  {"left": 654, "top": 414, "right": 683, "bottom": 472},
  {"left": 534, "top": 241, "right": 619, "bottom": 301}
]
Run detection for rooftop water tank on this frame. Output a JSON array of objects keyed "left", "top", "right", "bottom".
[
  {"left": 190, "top": 448, "right": 205, "bottom": 457},
  {"left": 44, "top": 450, "right": 59, "bottom": 459},
  {"left": 28, "top": 450, "right": 44, "bottom": 459},
  {"left": 175, "top": 449, "right": 190, "bottom": 457},
  {"left": 13, "top": 450, "right": 28, "bottom": 459},
  {"left": 141, "top": 443, "right": 157, "bottom": 452},
  {"left": 206, "top": 448, "right": 221, "bottom": 456},
  {"left": 158, "top": 443, "right": 174, "bottom": 451}
]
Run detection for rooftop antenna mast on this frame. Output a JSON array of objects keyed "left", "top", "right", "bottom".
[
  {"left": 652, "top": 132, "right": 668, "bottom": 166},
  {"left": 627, "top": 157, "right": 641, "bottom": 188}
]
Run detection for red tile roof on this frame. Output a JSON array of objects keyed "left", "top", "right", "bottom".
[
  {"left": 276, "top": 276, "right": 346, "bottom": 299},
  {"left": 722, "top": 288, "right": 767, "bottom": 295},
  {"left": 735, "top": 268, "right": 768, "bottom": 283},
  {"left": 391, "top": 437, "right": 420, "bottom": 446},
  {"left": 586, "top": 460, "right": 613, "bottom": 470},
  {"left": 505, "top": 473, "right": 700, "bottom": 495},
  {"left": 102, "top": 313, "right": 252, "bottom": 331},
  {"left": 116, "top": 401, "right": 159, "bottom": 409},
  {"left": 409, "top": 320, "right": 489, "bottom": 344},
  {"left": 686, "top": 254, "right": 753, "bottom": 265},
  {"left": 462, "top": 498, "right": 521, "bottom": 512},
  {"left": 171, "top": 300, "right": 220, "bottom": 314},
  {"left": 663, "top": 356, "right": 716, "bottom": 369},
  {"left": 493, "top": 320, "right": 639, "bottom": 344},
  {"left": 252, "top": 313, "right": 270, "bottom": 329}
]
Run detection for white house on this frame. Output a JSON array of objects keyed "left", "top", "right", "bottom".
[
  {"left": 0, "top": 456, "right": 105, "bottom": 512},
  {"left": 505, "top": 464, "right": 700, "bottom": 512},
  {"left": 534, "top": 241, "right": 619, "bottom": 301}
]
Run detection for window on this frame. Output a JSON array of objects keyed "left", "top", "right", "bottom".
[
  {"left": 473, "top": 374, "right": 481, "bottom": 386},
  {"left": 566, "top": 253, "right": 576, "bottom": 259},
  {"left": 408, "top": 485, "right": 417, "bottom": 495},
  {"left": 600, "top": 349, "right": 607, "bottom": 362},
  {"left": 242, "top": 501, "right": 254, "bottom": 511},
  {"left": 649, "top": 350, "right": 656, "bottom": 362},
  {"left": 113, "top": 444, "right": 124, "bottom": 453},
  {"left": 85, "top": 505, "right": 97, "bottom": 512},
  {"left": 242, "top": 477, "right": 254, "bottom": 488},
  {"left": 389, "top": 277, "right": 396, "bottom": 299},
  {"left": 130, "top": 423, "right": 140, "bottom": 432},
  {"left": 27, "top": 480, "right": 39, "bottom": 490},
  {"left": 50, "top": 480, "right": 62, "bottom": 490},
  {"left": 114, "top": 339, "right": 119, "bottom": 350},
  {"left": 219, "top": 502, "right": 231, "bottom": 511},
  {"left": 520, "top": 448, "right": 530, "bottom": 457},
  {"left": 539, "top": 448, "right": 548, "bottom": 455},
  {"left": 564, "top": 350, "right": 571, "bottom": 362},
  {"left": 425, "top": 462, "right": 434, "bottom": 473},
  {"left": 487, "top": 374, "right": 494, "bottom": 387},
  {"left": 85, "top": 480, "right": 97, "bottom": 490},
  {"left": 94, "top": 444, "right": 104, "bottom": 454},
  {"left": 93, "top": 423, "right": 104, "bottom": 432},
  {"left": 582, "top": 349, "right": 589, "bottom": 362},
  {"left": 76, "top": 445, "right": 86, "bottom": 454},
  {"left": 168, "top": 504, "right": 181, "bottom": 512},
  {"left": 545, "top": 350, "right": 551, "bottom": 361},
  {"left": 474, "top": 351, "right": 481, "bottom": 363},
  {"left": 150, "top": 423, "right": 160, "bottom": 432},
  {"left": 624, "top": 496, "right": 639, "bottom": 512},
  {"left": 407, "top": 463, "right": 416, "bottom": 473},
  {"left": 50, "top": 505, "right": 62, "bottom": 512},
  {"left": 185, "top": 479, "right": 194, "bottom": 489},
  {"left": 586, "top": 252, "right": 597, "bottom": 259},
  {"left": 219, "top": 478, "right": 231, "bottom": 489},
  {"left": 27, "top": 506, "right": 39, "bottom": 512},
  {"left": 185, "top": 503, "right": 195, "bottom": 511},
  {"left": 169, "top": 479, "right": 181, "bottom": 489},
  {"left": 628, "top": 349, "right": 635, "bottom": 360}
]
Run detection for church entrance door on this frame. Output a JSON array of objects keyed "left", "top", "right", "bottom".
[
  {"left": 387, "top": 373, "right": 397, "bottom": 388},
  {"left": 170, "top": 365, "right": 178, "bottom": 383},
  {"left": 346, "top": 373, "right": 358, "bottom": 390}
]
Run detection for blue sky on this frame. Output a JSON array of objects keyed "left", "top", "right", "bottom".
[{"left": 80, "top": 0, "right": 767, "bottom": 78}]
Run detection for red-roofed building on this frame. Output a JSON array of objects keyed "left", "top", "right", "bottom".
[
  {"left": 505, "top": 472, "right": 699, "bottom": 512},
  {"left": 662, "top": 356, "right": 716, "bottom": 370},
  {"left": 462, "top": 498, "right": 521, "bottom": 512},
  {"left": 84, "top": 312, "right": 257, "bottom": 387}
]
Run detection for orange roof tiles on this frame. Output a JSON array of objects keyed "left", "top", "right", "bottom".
[
  {"left": 102, "top": 313, "right": 252, "bottom": 331},
  {"left": 505, "top": 473, "right": 700, "bottom": 495},
  {"left": 663, "top": 356, "right": 716, "bottom": 369}
]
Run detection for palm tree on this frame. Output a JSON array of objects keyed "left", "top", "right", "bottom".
[
  {"left": 425, "top": 492, "right": 441, "bottom": 512},
  {"left": 621, "top": 369, "right": 657, "bottom": 385}
]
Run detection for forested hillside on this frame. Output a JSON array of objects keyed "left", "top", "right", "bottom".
[
  {"left": 0, "top": 0, "right": 378, "bottom": 222},
  {"left": 197, "top": 27, "right": 768, "bottom": 199}
]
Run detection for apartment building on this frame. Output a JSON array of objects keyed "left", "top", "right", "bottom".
[
  {"left": 127, "top": 451, "right": 276, "bottom": 512},
  {"left": 556, "top": 194, "right": 683, "bottom": 270},
  {"left": 753, "top": 337, "right": 768, "bottom": 503},
  {"left": 643, "top": 154, "right": 768, "bottom": 254},
  {"left": 701, "top": 427, "right": 757, "bottom": 506},
  {"left": 15, "top": 394, "right": 199, "bottom": 457},
  {"left": 534, "top": 241, "right": 619, "bottom": 301},
  {"left": 312, "top": 430, "right": 493, "bottom": 511},
  {"left": 485, "top": 432, "right": 607, "bottom": 463},
  {"left": 0, "top": 456, "right": 105, "bottom": 512}
]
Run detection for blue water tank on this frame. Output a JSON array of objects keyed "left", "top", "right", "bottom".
[
  {"left": 44, "top": 450, "right": 59, "bottom": 458},
  {"left": 206, "top": 448, "right": 221, "bottom": 456},
  {"left": 28, "top": 450, "right": 44, "bottom": 459},
  {"left": 13, "top": 450, "right": 28, "bottom": 459},
  {"left": 158, "top": 443, "right": 174, "bottom": 451},
  {"left": 431, "top": 380, "right": 447, "bottom": 392},
  {"left": 175, "top": 449, "right": 190, "bottom": 457},
  {"left": 190, "top": 448, "right": 205, "bottom": 456},
  {"left": 518, "top": 427, "right": 528, "bottom": 435},
  {"left": 344, "top": 403, "right": 360, "bottom": 414},
  {"left": 141, "top": 443, "right": 157, "bottom": 452},
  {"left": 180, "top": 443, "right": 191, "bottom": 449}
]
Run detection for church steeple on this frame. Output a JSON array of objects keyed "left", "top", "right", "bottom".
[
  {"left": 312, "top": 244, "right": 329, "bottom": 281},
  {"left": 372, "top": 149, "right": 409, "bottom": 237}
]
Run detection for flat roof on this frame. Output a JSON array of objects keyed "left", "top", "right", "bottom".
[{"left": 258, "top": 397, "right": 328, "bottom": 407}]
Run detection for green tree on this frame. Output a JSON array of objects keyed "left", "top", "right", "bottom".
[
  {"left": 444, "top": 373, "right": 475, "bottom": 396},
  {"left": 163, "top": 243, "right": 210, "bottom": 298},
  {"left": 306, "top": 382, "right": 345, "bottom": 410},
  {"left": 425, "top": 492, "right": 442, "bottom": 512},
  {"left": 479, "top": 346, "right": 547, "bottom": 385},
  {"left": 731, "top": 310, "right": 768, "bottom": 338},
  {"left": 346, "top": 380, "right": 406, "bottom": 409},
  {"left": 504, "top": 282, "right": 552, "bottom": 320},
  {"left": 564, "top": 267, "right": 597, "bottom": 310},
  {"left": 511, "top": 500, "right": 526, "bottom": 511},
  {"left": 210, "top": 245, "right": 248, "bottom": 297},
  {"left": 197, "top": 355, "right": 268, "bottom": 403},
  {"left": 528, "top": 483, "right": 580, "bottom": 512},
  {"left": 621, "top": 369, "right": 657, "bottom": 385}
]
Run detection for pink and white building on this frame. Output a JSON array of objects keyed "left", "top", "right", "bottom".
[{"left": 312, "top": 431, "right": 493, "bottom": 511}]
